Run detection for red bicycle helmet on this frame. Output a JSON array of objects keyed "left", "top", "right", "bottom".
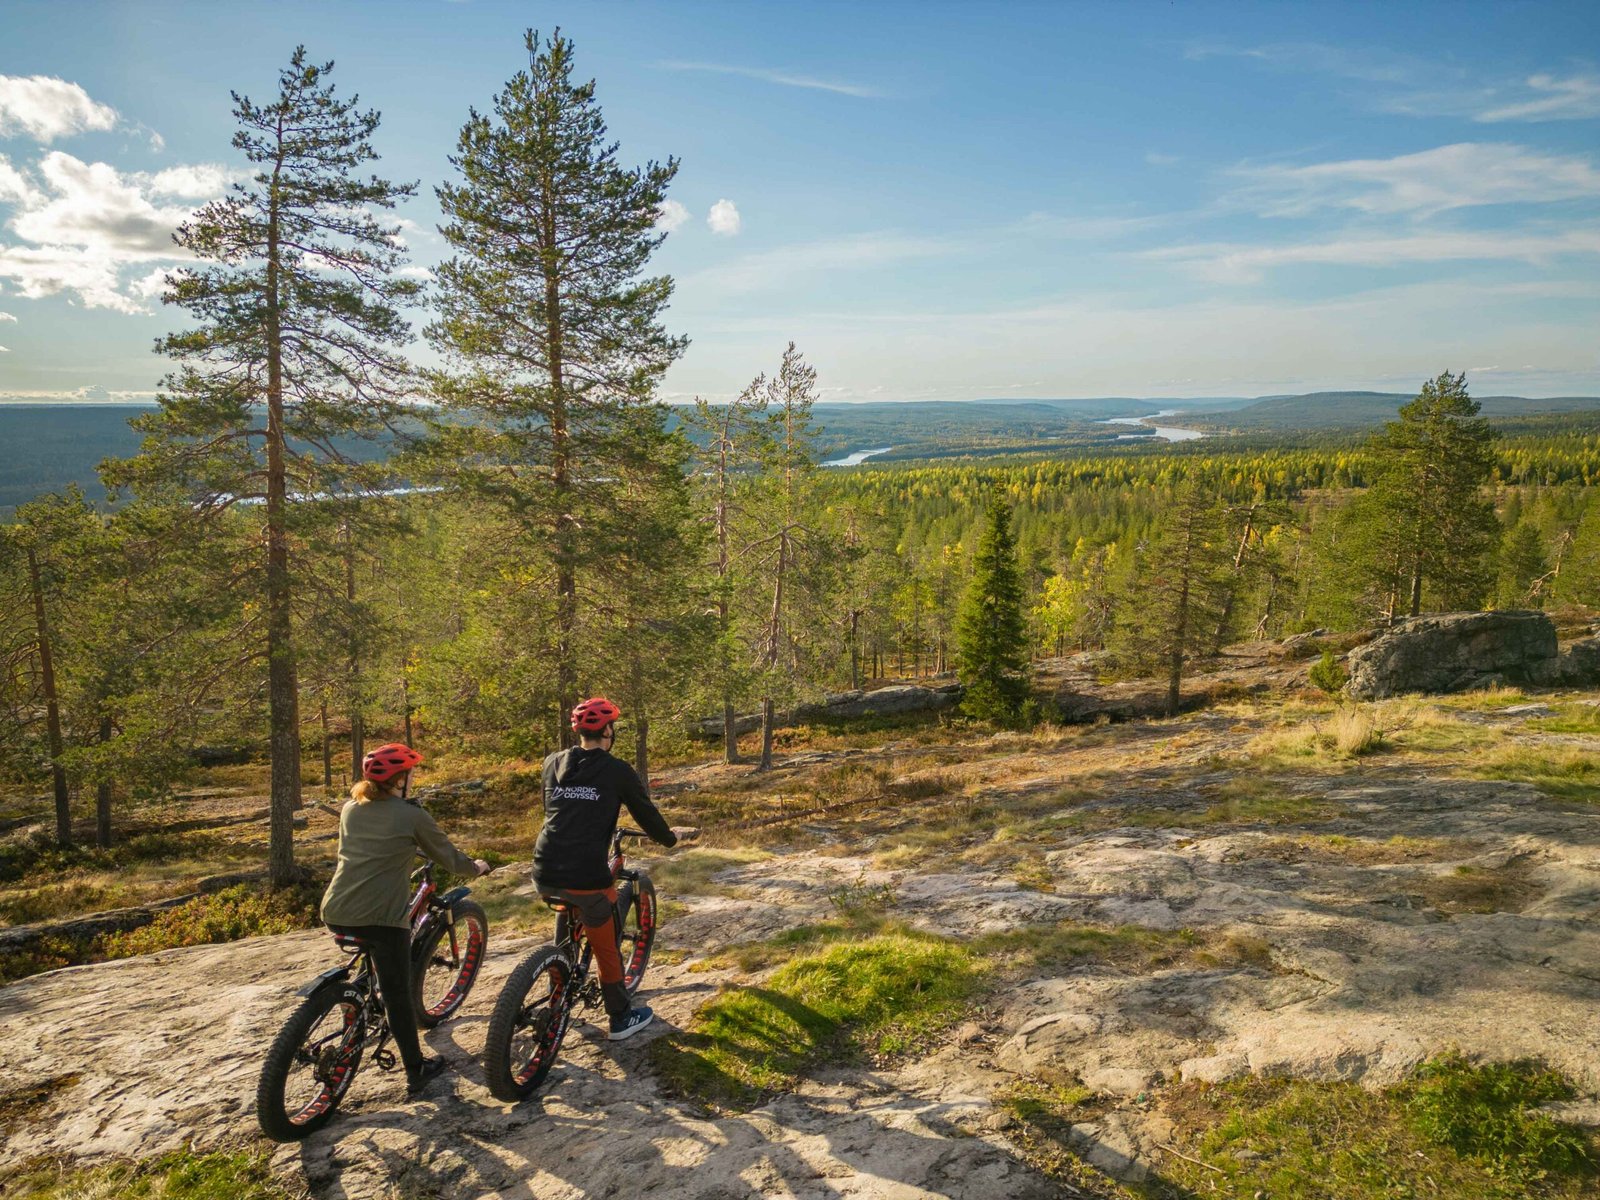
[
  {"left": 571, "top": 697, "right": 621, "bottom": 734},
  {"left": 362, "top": 742, "right": 423, "bottom": 784}
]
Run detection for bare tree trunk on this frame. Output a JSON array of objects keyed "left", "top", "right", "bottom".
[
  {"left": 320, "top": 701, "right": 332, "bottom": 788},
  {"left": 402, "top": 673, "right": 414, "bottom": 747},
  {"left": 849, "top": 610, "right": 860, "bottom": 690},
  {"left": 26, "top": 547, "right": 71, "bottom": 848},
  {"left": 265, "top": 145, "right": 302, "bottom": 887},
  {"left": 543, "top": 195, "right": 577, "bottom": 749},
  {"left": 345, "top": 525, "right": 364, "bottom": 777},
  {"left": 758, "top": 696, "right": 775, "bottom": 770},
  {"left": 635, "top": 712, "right": 649, "bottom": 785},
  {"left": 722, "top": 700, "right": 739, "bottom": 765},
  {"left": 96, "top": 714, "right": 113, "bottom": 849}
]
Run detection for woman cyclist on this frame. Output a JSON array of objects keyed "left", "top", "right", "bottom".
[{"left": 320, "top": 742, "right": 490, "bottom": 1095}]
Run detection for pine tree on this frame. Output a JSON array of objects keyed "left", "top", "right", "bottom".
[
  {"left": 956, "top": 497, "right": 1028, "bottom": 724},
  {"left": 105, "top": 50, "right": 418, "bottom": 885},
  {"left": 1347, "top": 372, "right": 1499, "bottom": 620},
  {"left": 1495, "top": 522, "right": 1548, "bottom": 609},
  {"left": 426, "top": 28, "right": 686, "bottom": 747},
  {"left": 1114, "top": 478, "right": 1231, "bottom": 716}
]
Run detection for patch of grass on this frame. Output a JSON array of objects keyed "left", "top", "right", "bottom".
[
  {"left": 650, "top": 932, "right": 980, "bottom": 1110},
  {"left": 1435, "top": 686, "right": 1534, "bottom": 712},
  {"left": 1472, "top": 745, "right": 1600, "bottom": 803},
  {"left": 1530, "top": 704, "right": 1600, "bottom": 735},
  {"left": 0, "top": 1145, "right": 302, "bottom": 1200},
  {"left": 1409, "top": 863, "right": 1541, "bottom": 916},
  {"left": 644, "top": 847, "right": 771, "bottom": 896},
  {"left": 99, "top": 884, "right": 317, "bottom": 959},
  {"left": 1155, "top": 1056, "right": 1597, "bottom": 1199}
]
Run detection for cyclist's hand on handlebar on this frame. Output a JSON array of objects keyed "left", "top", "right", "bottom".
[{"left": 473, "top": 858, "right": 492, "bottom": 876}]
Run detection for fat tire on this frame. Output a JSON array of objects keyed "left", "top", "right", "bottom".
[
  {"left": 482, "top": 945, "right": 574, "bottom": 1102},
  {"left": 256, "top": 983, "right": 366, "bottom": 1142},
  {"left": 412, "top": 899, "right": 489, "bottom": 1028},
  {"left": 617, "top": 873, "right": 657, "bottom": 994}
]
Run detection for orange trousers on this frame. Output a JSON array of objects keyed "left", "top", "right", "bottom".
[{"left": 560, "top": 885, "right": 623, "bottom": 985}]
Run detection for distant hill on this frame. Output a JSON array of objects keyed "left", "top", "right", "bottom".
[{"left": 1179, "top": 391, "right": 1600, "bottom": 432}]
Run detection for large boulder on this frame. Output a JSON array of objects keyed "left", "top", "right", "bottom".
[
  {"left": 1556, "top": 635, "right": 1600, "bottom": 686},
  {"left": 691, "top": 682, "right": 962, "bottom": 739},
  {"left": 1346, "top": 610, "right": 1559, "bottom": 699}
]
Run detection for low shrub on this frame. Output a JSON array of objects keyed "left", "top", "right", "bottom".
[{"left": 99, "top": 885, "right": 316, "bottom": 959}]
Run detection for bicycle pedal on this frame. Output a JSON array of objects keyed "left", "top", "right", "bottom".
[{"left": 374, "top": 1048, "right": 398, "bottom": 1072}]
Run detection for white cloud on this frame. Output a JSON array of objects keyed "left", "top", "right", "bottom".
[
  {"left": 1231, "top": 143, "right": 1600, "bottom": 217},
  {"left": 141, "top": 163, "right": 242, "bottom": 198},
  {"left": 0, "top": 155, "right": 37, "bottom": 205},
  {"left": 1142, "top": 227, "right": 1600, "bottom": 283},
  {"left": 657, "top": 61, "right": 880, "bottom": 98},
  {"left": 707, "top": 198, "right": 742, "bottom": 236},
  {"left": 656, "top": 198, "right": 690, "bottom": 233},
  {"left": 1477, "top": 73, "right": 1600, "bottom": 122},
  {"left": 0, "top": 75, "right": 119, "bottom": 142},
  {"left": 0, "top": 151, "right": 228, "bottom": 312},
  {"left": 0, "top": 310, "right": 15, "bottom": 322},
  {"left": 396, "top": 265, "right": 435, "bottom": 281},
  {"left": 0, "top": 345, "right": 8, "bottom": 352}
]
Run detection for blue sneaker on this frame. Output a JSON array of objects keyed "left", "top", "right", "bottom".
[{"left": 608, "top": 1005, "right": 655, "bottom": 1041}]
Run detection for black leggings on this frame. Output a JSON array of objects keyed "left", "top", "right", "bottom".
[{"left": 327, "top": 923, "right": 422, "bottom": 1074}]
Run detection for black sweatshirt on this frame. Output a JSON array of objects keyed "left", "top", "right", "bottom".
[{"left": 532, "top": 747, "right": 677, "bottom": 890}]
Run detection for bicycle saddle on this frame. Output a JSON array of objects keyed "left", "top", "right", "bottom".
[{"left": 330, "top": 931, "right": 366, "bottom": 954}]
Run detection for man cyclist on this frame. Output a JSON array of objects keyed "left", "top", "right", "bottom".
[{"left": 534, "top": 697, "right": 679, "bottom": 1040}]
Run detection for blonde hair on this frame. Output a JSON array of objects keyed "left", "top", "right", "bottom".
[{"left": 351, "top": 779, "right": 386, "bottom": 803}]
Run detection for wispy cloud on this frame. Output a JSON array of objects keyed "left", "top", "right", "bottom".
[
  {"left": 1142, "top": 226, "right": 1600, "bottom": 283},
  {"left": 1476, "top": 73, "right": 1600, "bottom": 123},
  {"left": 1228, "top": 143, "right": 1600, "bottom": 217},
  {"left": 1187, "top": 42, "right": 1600, "bottom": 124},
  {"left": 656, "top": 61, "right": 881, "bottom": 98}
]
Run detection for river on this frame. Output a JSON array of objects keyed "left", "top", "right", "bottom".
[
  {"left": 822, "top": 446, "right": 894, "bottom": 467},
  {"left": 1099, "top": 410, "right": 1205, "bottom": 442}
]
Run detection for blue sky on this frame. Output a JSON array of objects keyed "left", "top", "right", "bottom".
[{"left": 1, "top": 0, "right": 1597, "bottom": 402}]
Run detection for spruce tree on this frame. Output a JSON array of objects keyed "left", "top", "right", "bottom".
[
  {"left": 956, "top": 498, "right": 1028, "bottom": 724},
  {"left": 1348, "top": 371, "right": 1498, "bottom": 620},
  {"left": 426, "top": 28, "right": 686, "bottom": 745},
  {"left": 105, "top": 50, "right": 418, "bottom": 885}
]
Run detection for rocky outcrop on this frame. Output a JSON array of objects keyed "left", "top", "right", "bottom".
[
  {"left": 1556, "top": 635, "right": 1600, "bottom": 686},
  {"left": 692, "top": 683, "right": 962, "bottom": 739},
  {"left": 1346, "top": 610, "right": 1559, "bottom": 699}
]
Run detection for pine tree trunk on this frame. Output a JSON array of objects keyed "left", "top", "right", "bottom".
[
  {"left": 345, "top": 523, "right": 363, "bottom": 775},
  {"left": 543, "top": 195, "right": 578, "bottom": 749},
  {"left": 264, "top": 149, "right": 301, "bottom": 887},
  {"left": 758, "top": 696, "right": 775, "bottom": 770},
  {"left": 722, "top": 699, "right": 740, "bottom": 765},
  {"left": 320, "top": 701, "right": 332, "bottom": 788},
  {"left": 27, "top": 547, "right": 71, "bottom": 849},
  {"left": 849, "top": 610, "right": 861, "bottom": 690},
  {"left": 95, "top": 714, "right": 113, "bottom": 849},
  {"left": 635, "top": 712, "right": 649, "bottom": 785},
  {"left": 1168, "top": 557, "right": 1191, "bottom": 718}
]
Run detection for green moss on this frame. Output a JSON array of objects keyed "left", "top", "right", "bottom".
[
  {"left": 1, "top": 1146, "right": 301, "bottom": 1200},
  {"left": 651, "top": 933, "right": 979, "bottom": 1110},
  {"left": 1529, "top": 705, "right": 1600, "bottom": 735},
  {"left": 1472, "top": 746, "right": 1600, "bottom": 803}
]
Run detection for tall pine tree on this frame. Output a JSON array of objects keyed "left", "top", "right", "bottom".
[
  {"left": 107, "top": 50, "right": 417, "bottom": 885},
  {"left": 426, "top": 28, "right": 687, "bottom": 746}
]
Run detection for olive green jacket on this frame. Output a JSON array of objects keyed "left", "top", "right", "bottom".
[{"left": 320, "top": 797, "right": 478, "bottom": 928}]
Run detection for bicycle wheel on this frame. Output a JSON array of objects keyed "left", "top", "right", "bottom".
[
  {"left": 256, "top": 981, "right": 367, "bottom": 1142},
  {"left": 413, "top": 899, "right": 489, "bottom": 1027},
  {"left": 482, "top": 946, "right": 575, "bottom": 1102},
  {"left": 616, "top": 874, "right": 656, "bottom": 994}
]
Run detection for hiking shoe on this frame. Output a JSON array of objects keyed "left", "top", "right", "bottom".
[
  {"left": 608, "top": 1006, "right": 655, "bottom": 1041},
  {"left": 405, "top": 1055, "right": 448, "bottom": 1096}
]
